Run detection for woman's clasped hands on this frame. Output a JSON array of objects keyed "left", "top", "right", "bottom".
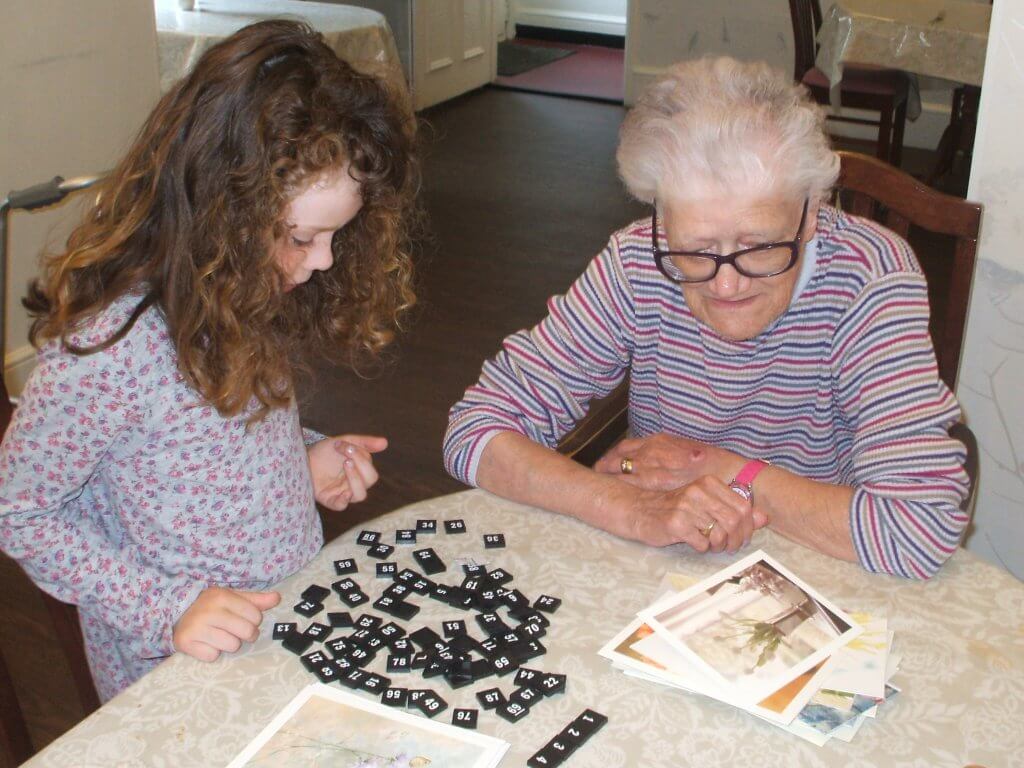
[{"left": 594, "top": 433, "right": 769, "bottom": 554}]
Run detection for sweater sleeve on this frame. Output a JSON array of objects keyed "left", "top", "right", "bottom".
[
  {"left": 0, "top": 336, "right": 206, "bottom": 658},
  {"left": 832, "top": 272, "right": 970, "bottom": 579},
  {"left": 302, "top": 427, "right": 327, "bottom": 446},
  {"left": 443, "top": 236, "right": 636, "bottom": 486}
]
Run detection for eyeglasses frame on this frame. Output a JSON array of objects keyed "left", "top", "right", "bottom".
[{"left": 651, "top": 198, "right": 810, "bottom": 283}]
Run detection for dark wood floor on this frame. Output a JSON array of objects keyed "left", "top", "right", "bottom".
[
  {"left": 302, "top": 87, "right": 649, "bottom": 543},
  {"left": 1, "top": 86, "right": 949, "bottom": 763}
]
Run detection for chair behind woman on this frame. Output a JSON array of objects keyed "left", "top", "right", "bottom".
[{"left": 834, "top": 151, "right": 981, "bottom": 389}]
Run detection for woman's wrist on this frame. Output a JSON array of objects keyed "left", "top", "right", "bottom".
[
  {"left": 588, "top": 472, "right": 650, "bottom": 540},
  {"left": 710, "top": 447, "right": 748, "bottom": 485}
]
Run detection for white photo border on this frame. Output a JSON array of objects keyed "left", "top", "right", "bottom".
[
  {"left": 637, "top": 550, "right": 862, "bottom": 704},
  {"left": 226, "top": 683, "right": 509, "bottom": 768}
]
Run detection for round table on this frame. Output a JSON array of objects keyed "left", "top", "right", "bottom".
[{"left": 25, "top": 489, "right": 1024, "bottom": 767}]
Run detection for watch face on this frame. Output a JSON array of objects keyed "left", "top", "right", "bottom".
[{"left": 729, "top": 482, "right": 752, "bottom": 501}]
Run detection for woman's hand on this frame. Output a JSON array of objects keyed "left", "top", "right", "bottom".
[
  {"left": 594, "top": 433, "right": 745, "bottom": 490},
  {"left": 172, "top": 587, "right": 280, "bottom": 662},
  {"left": 624, "top": 477, "right": 762, "bottom": 554},
  {"left": 307, "top": 434, "right": 387, "bottom": 511}
]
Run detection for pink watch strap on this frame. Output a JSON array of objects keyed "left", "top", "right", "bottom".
[{"left": 734, "top": 459, "right": 770, "bottom": 486}]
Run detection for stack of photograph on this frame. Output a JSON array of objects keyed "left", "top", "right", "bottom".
[{"left": 599, "top": 551, "right": 900, "bottom": 746}]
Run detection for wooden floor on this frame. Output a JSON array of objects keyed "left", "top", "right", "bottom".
[{"left": 1, "top": 86, "right": 946, "bottom": 763}]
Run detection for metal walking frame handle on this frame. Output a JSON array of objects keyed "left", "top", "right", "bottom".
[{"left": 1, "top": 173, "right": 106, "bottom": 384}]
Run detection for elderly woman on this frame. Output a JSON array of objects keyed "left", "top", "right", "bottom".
[{"left": 443, "top": 57, "right": 969, "bottom": 580}]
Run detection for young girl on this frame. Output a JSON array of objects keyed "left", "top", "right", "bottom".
[{"left": 0, "top": 20, "right": 418, "bottom": 701}]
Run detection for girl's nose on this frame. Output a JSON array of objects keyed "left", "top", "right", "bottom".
[{"left": 307, "top": 242, "right": 334, "bottom": 272}]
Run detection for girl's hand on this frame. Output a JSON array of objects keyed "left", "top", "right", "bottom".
[
  {"left": 172, "top": 587, "right": 280, "bottom": 662},
  {"left": 307, "top": 434, "right": 388, "bottom": 511}
]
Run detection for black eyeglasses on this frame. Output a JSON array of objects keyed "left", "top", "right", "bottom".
[{"left": 651, "top": 199, "right": 809, "bottom": 283}]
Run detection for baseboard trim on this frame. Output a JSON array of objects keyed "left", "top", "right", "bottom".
[
  {"left": 514, "top": 7, "right": 627, "bottom": 39},
  {"left": 515, "top": 24, "right": 625, "bottom": 49},
  {"left": 4, "top": 344, "right": 36, "bottom": 397}
]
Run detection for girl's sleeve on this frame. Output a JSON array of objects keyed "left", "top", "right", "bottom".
[
  {"left": 302, "top": 427, "right": 327, "bottom": 446},
  {"left": 833, "top": 272, "right": 970, "bottom": 580},
  {"left": 443, "top": 236, "right": 636, "bottom": 486},
  {"left": 0, "top": 339, "right": 206, "bottom": 658}
]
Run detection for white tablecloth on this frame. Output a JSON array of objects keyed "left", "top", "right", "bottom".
[
  {"left": 25, "top": 489, "right": 1024, "bottom": 767},
  {"left": 816, "top": 0, "right": 992, "bottom": 119},
  {"left": 155, "top": 0, "right": 407, "bottom": 98}
]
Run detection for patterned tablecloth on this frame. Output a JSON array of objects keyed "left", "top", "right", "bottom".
[
  {"left": 25, "top": 489, "right": 1024, "bottom": 767},
  {"left": 815, "top": 0, "right": 992, "bottom": 119},
  {"left": 155, "top": 0, "right": 407, "bottom": 99}
]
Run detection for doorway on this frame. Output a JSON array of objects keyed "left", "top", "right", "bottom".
[{"left": 492, "top": 2, "right": 626, "bottom": 103}]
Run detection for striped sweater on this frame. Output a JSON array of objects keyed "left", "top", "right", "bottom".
[{"left": 443, "top": 205, "right": 970, "bottom": 579}]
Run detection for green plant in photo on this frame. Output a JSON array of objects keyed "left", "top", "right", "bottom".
[{"left": 715, "top": 616, "right": 784, "bottom": 669}]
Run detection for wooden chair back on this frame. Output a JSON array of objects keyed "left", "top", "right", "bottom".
[
  {"left": 834, "top": 150, "right": 982, "bottom": 390},
  {"left": 788, "top": 0, "right": 824, "bottom": 81}
]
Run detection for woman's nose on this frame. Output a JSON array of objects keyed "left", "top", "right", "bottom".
[{"left": 709, "top": 264, "right": 748, "bottom": 297}]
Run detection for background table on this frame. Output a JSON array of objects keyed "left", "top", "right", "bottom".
[
  {"left": 155, "top": 0, "right": 407, "bottom": 98},
  {"left": 816, "top": 0, "right": 992, "bottom": 121},
  {"left": 25, "top": 489, "right": 1024, "bottom": 767},
  {"left": 816, "top": 0, "right": 991, "bottom": 86}
]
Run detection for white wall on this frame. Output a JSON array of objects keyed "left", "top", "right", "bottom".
[
  {"left": 1, "top": 1, "right": 160, "bottom": 394},
  {"left": 512, "top": 0, "right": 627, "bottom": 37},
  {"left": 958, "top": 0, "right": 1024, "bottom": 580}
]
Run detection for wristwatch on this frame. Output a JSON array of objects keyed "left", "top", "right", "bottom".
[{"left": 729, "top": 459, "right": 770, "bottom": 503}]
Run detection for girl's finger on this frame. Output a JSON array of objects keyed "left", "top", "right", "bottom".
[
  {"left": 339, "top": 434, "right": 388, "bottom": 453},
  {"left": 219, "top": 590, "right": 266, "bottom": 626},
  {"left": 182, "top": 640, "right": 221, "bottom": 663},
  {"left": 334, "top": 441, "right": 376, "bottom": 474},
  {"left": 347, "top": 451, "right": 379, "bottom": 488},
  {"left": 209, "top": 609, "right": 260, "bottom": 643},
  {"left": 343, "top": 458, "right": 368, "bottom": 502},
  {"left": 202, "top": 625, "right": 244, "bottom": 654}
]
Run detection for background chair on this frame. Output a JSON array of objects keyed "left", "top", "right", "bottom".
[
  {"left": 788, "top": 0, "right": 910, "bottom": 168},
  {"left": 556, "top": 151, "right": 981, "bottom": 511}
]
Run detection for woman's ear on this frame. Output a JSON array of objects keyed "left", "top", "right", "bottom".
[{"left": 803, "top": 199, "right": 822, "bottom": 243}]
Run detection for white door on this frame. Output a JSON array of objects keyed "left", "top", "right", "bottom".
[{"left": 413, "top": 0, "right": 496, "bottom": 110}]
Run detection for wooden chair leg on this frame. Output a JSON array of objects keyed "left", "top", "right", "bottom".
[
  {"left": 928, "top": 87, "right": 971, "bottom": 186},
  {"left": 890, "top": 98, "right": 908, "bottom": 169},
  {"left": 41, "top": 595, "right": 101, "bottom": 716},
  {"left": 0, "top": 646, "right": 34, "bottom": 766},
  {"left": 876, "top": 103, "right": 893, "bottom": 163}
]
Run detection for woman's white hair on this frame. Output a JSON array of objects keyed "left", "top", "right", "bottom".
[{"left": 617, "top": 57, "right": 839, "bottom": 205}]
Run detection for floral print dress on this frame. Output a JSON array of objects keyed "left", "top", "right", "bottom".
[{"left": 0, "top": 294, "right": 323, "bottom": 701}]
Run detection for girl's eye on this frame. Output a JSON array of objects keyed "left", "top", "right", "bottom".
[{"left": 290, "top": 236, "right": 312, "bottom": 248}]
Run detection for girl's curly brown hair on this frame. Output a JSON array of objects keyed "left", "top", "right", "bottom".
[{"left": 25, "top": 20, "right": 419, "bottom": 420}]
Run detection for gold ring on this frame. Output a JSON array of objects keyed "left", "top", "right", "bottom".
[
  {"left": 620, "top": 457, "right": 634, "bottom": 475},
  {"left": 698, "top": 520, "right": 716, "bottom": 538}
]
